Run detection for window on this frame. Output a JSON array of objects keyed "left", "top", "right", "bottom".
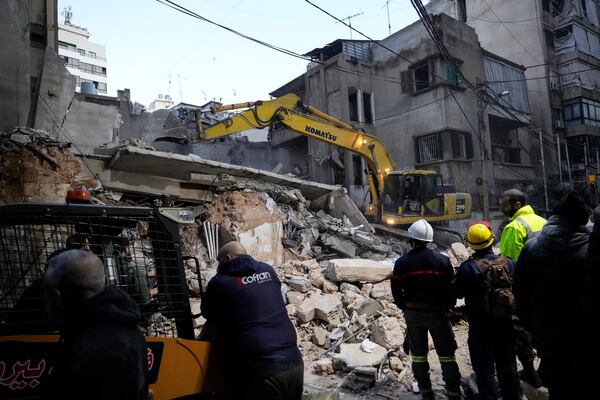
[
  {"left": 97, "top": 82, "right": 107, "bottom": 92},
  {"left": 58, "top": 41, "right": 76, "bottom": 52},
  {"left": 348, "top": 87, "right": 359, "bottom": 122},
  {"left": 417, "top": 133, "right": 442, "bottom": 162},
  {"left": 414, "top": 62, "right": 431, "bottom": 91},
  {"left": 363, "top": 92, "right": 373, "bottom": 123},
  {"left": 64, "top": 57, "right": 79, "bottom": 68},
  {"left": 88, "top": 51, "right": 96, "bottom": 58},
  {"left": 447, "top": 64, "right": 460, "bottom": 86},
  {"left": 78, "top": 48, "right": 86, "bottom": 56},
  {"left": 352, "top": 155, "right": 363, "bottom": 185},
  {"left": 564, "top": 100, "right": 581, "bottom": 121},
  {"left": 451, "top": 132, "right": 472, "bottom": 159},
  {"left": 29, "top": 23, "right": 45, "bottom": 49}
]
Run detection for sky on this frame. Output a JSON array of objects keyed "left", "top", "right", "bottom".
[{"left": 57, "top": 0, "right": 419, "bottom": 107}]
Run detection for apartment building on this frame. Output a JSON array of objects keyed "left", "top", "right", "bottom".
[
  {"left": 58, "top": 23, "right": 107, "bottom": 94},
  {"left": 428, "top": 0, "right": 600, "bottom": 196},
  {"left": 271, "top": 14, "right": 533, "bottom": 211}
]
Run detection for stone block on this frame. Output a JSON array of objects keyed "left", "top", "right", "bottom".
[
  {"left": 286, "top": 291, "right": 305, "bottom": 305},
  {"left": 322, "top": 278, "right": 338, "bottom": 294},
  {"left": 370, "top": 281, "right": 392, "bottom": 299},
  {"left": 361, "top": 283, "right": 373, "bottom": 297},
  {"left": 314, "top": 358, "right": 335, "bottom": 375},
  {"left": 307, "top": 268, "right": 325, "bottom": 288},
  {"left": 332, "top": 343, "right": 387, "bottom": 371},
  {"left": 370, "top": 316, "right": 404, "bottom": 349},
  {"left": 326, "top": 259, "right": 391, "bottom": 283},
  {"left": 297, "top": 293, "right": 343, "bottom": 324},
  {"left": 287, "top": 276, "right": 312, "bottom": 293},
  {"left": 389, "top": 356, "right": 403, "bottom": 372},
  {"left": 357, "top": 298, "right": 383, "bottom": 317},
  {"left": 300, "top": 259, "right": 320, "bottom": 271},
  {"left": 312, "top": 326, "right": 328, "bottom": 347},
  {"left": 321, "top": 235, "right": 357, "bottom": 257},
  {"left": 450, "top": 242, "right": 470, "bottom": 263},
  {"left": 340, "top": 282, "right": 361, "bottom": 294}
]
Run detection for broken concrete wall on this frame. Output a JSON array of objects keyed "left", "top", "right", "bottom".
[
  {"left": 0, "top": 128, "right": 84, "bottom": 203},
  {"left": 204, "top": 191, "right": 286, "bottom": 266},
  {"left": 0, "top": 0, "right": 72, "bottom": 132},
  {"left": 62, "top": 90, "right": 134, "bottom": 155}
]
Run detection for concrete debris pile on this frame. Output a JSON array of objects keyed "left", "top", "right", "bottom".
[
  {"left": 275, "top": 257, "right": 413, "bottom": 390},
  {"left": 0, "top": 127, "right": 95, "bottom": 203}
]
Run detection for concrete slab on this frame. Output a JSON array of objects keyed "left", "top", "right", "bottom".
[
  {"left": 108, "top": 146, "right": 339, "bottom": 200},
  {"left": 326, "top": 259, "right": 392, "bottom": 283},
  {"left": 333, "top": 343, "right": 387, "bottom": 370}
]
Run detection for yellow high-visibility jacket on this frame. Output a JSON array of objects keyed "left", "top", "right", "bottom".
[{"left": 499, "top": 205, "right": 547, "bottom": 262}]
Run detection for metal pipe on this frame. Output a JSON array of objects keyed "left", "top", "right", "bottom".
[
  {"left": 204, "top": 221, "right": 214, "bottom": 260},
  {"left": 207, "top": 221, "right": 215, "bottom": 260},
  {"left": 596, "top": 148, "right": 599, "bottom": 174},
  {"left": 215, "top": 224, "right": 220, "bottom": 256}
]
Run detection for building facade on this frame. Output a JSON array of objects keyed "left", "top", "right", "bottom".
[
  {"left": 428, "top": 0, "right": 600, "bottom": 200},
  {"left": 148, "top": 94, "right": 174, "bottom": 112},
  {"left": 58, "top": 22, "right": 107, "bottom": 94},
  {"left": 271, "top": 14, "right": 534, "bottom": 212}
]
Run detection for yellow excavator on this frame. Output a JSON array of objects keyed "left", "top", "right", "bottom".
[{"left": 190, "top": 93, "right": 471, "bottom": 226}]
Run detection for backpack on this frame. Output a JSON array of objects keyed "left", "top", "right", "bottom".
[{"left": 474, "top": 256, "right": 514, "bottom": 319}]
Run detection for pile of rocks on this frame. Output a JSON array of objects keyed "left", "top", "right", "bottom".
[{"left": 274, "top": 257, "right": 411, "bottom": 389}]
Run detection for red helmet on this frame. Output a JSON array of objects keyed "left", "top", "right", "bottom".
[{"left": 468, "top": 219, "right": 492, "bottom": 230}]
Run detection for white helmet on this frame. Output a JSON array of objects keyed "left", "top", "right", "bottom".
[{"left": 407, "top": 219, "right": 434, "bottom": 242}]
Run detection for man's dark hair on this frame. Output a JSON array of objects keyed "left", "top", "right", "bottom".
[
  {"left": 501, "top": 189, "right": 527, "bottom": 206},
  {"left": 552, "top": 191, "right": 590, "bottom": 225}
]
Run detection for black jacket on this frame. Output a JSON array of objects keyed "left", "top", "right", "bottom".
[
  {"left": 201, "top": 255, "right": 302, "bottom": 381},
  {"left": 514, "top": 215, "right": 589, "bottom": 356},
  {"left": 43, "top": 287, "right": 148, "bottom": 400},
  {"left": 454, "top": 249, "right": 515, "bottom": 320},
  {"left": 391, "top": 246, "right": 455, "bottom": 311}
]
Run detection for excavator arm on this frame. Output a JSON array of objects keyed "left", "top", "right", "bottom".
[{"left": 194, "top": 93, "right": 396, "bottom": 210}]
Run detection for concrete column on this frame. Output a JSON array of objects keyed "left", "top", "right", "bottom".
[
  {"left": 356, "top": 88, "right": 364, "bottom": 123},
  {"left": 344, "top": 151, "right": 354, "bottom": 189}
]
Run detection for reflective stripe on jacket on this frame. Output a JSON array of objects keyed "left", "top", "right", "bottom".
[{"left": 499, "top": 205, "right": 547, "bottom": 262}]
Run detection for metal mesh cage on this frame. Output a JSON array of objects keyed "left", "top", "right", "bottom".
[{"left": 0, "top": 204, "right": 194, "bottom": 339}]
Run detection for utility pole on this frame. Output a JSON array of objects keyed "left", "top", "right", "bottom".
[
  {"left": 564, "top": 141, "right": 573, "bottom": 186},
  {"left": 596, "top": 147, "right": 599, "bottom": 174},
  {"left": 476, "top": 79, "right": 490, "bottom": 220},
  {"left": 177, "top": 74, "right": 183, "bottom": 103},
  {"left": 538, "top": 128, "right": 550, "bottom": 214},
  {"left": 556, "top": 134, "right": 563, "bottom": 187}
]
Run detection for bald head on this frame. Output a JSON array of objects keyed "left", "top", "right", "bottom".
[
  {"left": 44, "top": 249, "right": 105, "bottom": 305},
  {"left": 217, "top": 241, "right": 247, "bottom": 264}
]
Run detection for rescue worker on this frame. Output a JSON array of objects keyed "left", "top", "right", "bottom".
[
  {"left": 514, "top": 191, "right": 591, "bottom": 399},
  {"left": 201, "top": 241, "right": 303, "bottom": 400},
  {"left": 391, "top": 219, "right": 460, "bottom": 400},
  {"left": 455, "top": 224, "right": 520, "bottom": 400},
  {"left": 498, "top": 188, "right": 546, "bottom": 387},
  {"left": 42, "top": 250, "right": 148, "bottom": 400},
  {"left": 498, "top": 189, "right": 547, "bottom": 262}
]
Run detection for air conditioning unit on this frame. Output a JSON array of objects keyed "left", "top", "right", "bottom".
[
  {"left": 554, "top": 120, "right": 567, "bottom": 129},
  {"left": 549, "top": 81, "right": 560, "bottom": 91}
]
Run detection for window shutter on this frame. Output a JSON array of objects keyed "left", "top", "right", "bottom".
[{"left": 401, "top": 70, "right": 414, "bottom": 94}]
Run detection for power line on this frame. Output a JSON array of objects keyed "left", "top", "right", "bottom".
[{"left": 484, "top": 65, "right": 600, "bottom": 83}]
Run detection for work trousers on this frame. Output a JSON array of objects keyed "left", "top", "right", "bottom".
[
  {"left": 404, "top": 309, "right": 461, "bottom": 398},
  {"left": 226, "top": 363, "right": 304, "bottom": 400},
  {"left": 468, "top": 318, "right": 520, "bottom": 400},
  {"left": 513, "top": 318, "right": 536, "bottom": 366}
]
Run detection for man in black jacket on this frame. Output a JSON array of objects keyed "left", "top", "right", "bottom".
[
  {"left": 201, "top": 241, "right": 303, "bottom": 400},
  {"left": 391, "top": 219, "right": 460, "bottom": 400},
  {"left": 43, "top": 249, "right": 148, "bottom": 400},
  {"left": 515, "top": 192, "right": 590, "bottom": 399}
]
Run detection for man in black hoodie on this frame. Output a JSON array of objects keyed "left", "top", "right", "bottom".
[
  {"left": 514, "top": 192, "right": 590, "bottom": 399},
  {"left": 43, "top": 249, "right": 148, "bottom": 400},
  {"left": 201, "top": 241, "right": 303, "bottom": 400}
]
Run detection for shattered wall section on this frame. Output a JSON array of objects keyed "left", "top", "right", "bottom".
[
  {"left": 0, "top": 128, "right": 83, "bottom": 203},
  {"left": 205, "top": 191, "right": 286, "bottom": 266}
]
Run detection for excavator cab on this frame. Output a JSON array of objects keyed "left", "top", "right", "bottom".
[{"left": 382, "top": 171, "right": 458, "bottom": 225}]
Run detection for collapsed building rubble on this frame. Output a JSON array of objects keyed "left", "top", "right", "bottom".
[{"left": 0, "top": 130, "right": 547, "bottom": 399}]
